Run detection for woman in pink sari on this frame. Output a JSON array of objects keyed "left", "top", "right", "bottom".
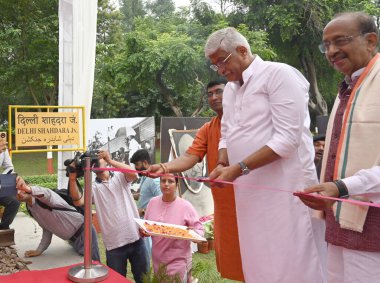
[{"left": 144, "top": 174, "right": 204, "bottom": 282}]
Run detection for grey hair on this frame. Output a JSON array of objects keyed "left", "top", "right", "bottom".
[{"left": 204, "top": 27, "right": 252, "bottom": 58}]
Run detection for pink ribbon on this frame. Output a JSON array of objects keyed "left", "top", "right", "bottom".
[{"left": 89, "top": 167, "right": 380, "bottom": 209}]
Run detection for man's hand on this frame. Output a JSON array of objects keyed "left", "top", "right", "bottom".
[
  {"left": 97, "top": 150, "right": 111, "bottom": 164},
  {"left": 16, "top": 176, "right": 32, "bottom": 193},
  {"left": 138, "top": 208, "right": 145, "bottom": 217},
  {"left": 208, "top": 164, "right": 241, "bottom": 187},
  {"left": 139, "top": 228, "right": 150, "bottom": 238},
  {"left": 133, "top": 192, "right": 140, "bottom": 201},
  {"left": 294, "top": 182, "right": 340, "bottom": 210},
  {"left": 68, "top": 160, "right": 78, "bottom": 179},
  {"left": 25, "top": 250, "right": 42, "bottom": 257},
  {"left": 145, "top": 164, "right": 164, "bottom": 178}
]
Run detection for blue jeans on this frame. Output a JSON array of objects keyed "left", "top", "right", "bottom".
[
  {"left": 106, "top": 238, "right": 148, "bottom": 283},
  {"left": 143, "top": 236, "right": 152, "bottom": 271}
]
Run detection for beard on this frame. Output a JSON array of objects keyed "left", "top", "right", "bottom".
[{"left": 137, "top": 165, "right": 148, "bottom": 177}]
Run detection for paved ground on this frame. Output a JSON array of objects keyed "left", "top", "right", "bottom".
[{"left": 11, "top": 212, "right": 83, "bottom": 270}]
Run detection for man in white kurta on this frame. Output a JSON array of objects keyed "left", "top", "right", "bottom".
[
  {"left": 205, "top": 27, "right": 326, "bottom": 283},
  {"left": 296, "top": 12, "right": 380, "bottom": 283}
]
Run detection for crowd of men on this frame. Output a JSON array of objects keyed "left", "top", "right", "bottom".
[{"left": 1, "top": 10, "right": 379, "bottom": 283}]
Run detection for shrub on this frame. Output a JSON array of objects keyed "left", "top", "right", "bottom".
[
  {"left": 204, "top": 220, "right": 214, "bottom": 240},
  {"left": 142, "top": 264, "right": 182, "bottom": 283},
  {"left": 192, "top": 260, "right": 221, "bottom": 282}
]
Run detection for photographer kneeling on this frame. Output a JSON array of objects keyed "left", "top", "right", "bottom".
[
  {"left": 68, "top": 150, "right": 148, "bottom": 283},
  {"left": 16, "top": 176, "right": 100, "bottom": 260}
]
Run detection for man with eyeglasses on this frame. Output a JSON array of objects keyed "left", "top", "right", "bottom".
[
  {"left": 296, "top": 12, "right": 380, "bottom": 283},
  {"left": 148, "top": 78, "right": 244, "bottom": 281},
  {"left": 204, "top": 27, "right": 326, "bottom": 283}
]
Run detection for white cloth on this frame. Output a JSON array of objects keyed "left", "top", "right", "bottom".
[
  {"left": 343, "top": 166, "right": 380, "bottom": 203},
  {"left": 327, "top": 244, "right": 380, "bottom": 283},
  {"left": 128, "top": 138, "right": 141, "bottom": 163},
  {"left": 220, "top": 56, "right": 326, "bottom": 283},
  {"left": 57, "top": 0, "right": 98, "bottom": 190},
  {"left": 0, "top": 149, "right": 14, "bottom": 174},
  {"left": 92, "top": 171, "right": 140, "bottom": 250}
]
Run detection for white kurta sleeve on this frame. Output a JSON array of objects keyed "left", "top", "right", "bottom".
[
  {"left": 1, "top": 150, "right": 14, "bottom": 174},
  {"left": 219, "top": 83, "right": 234, "bottom": 150},
  {"left": 265, "top": 65, "right": 309, "bottom": 158},
  {"left": 342, "top": 166, "right": 380, "bottom": 196}
]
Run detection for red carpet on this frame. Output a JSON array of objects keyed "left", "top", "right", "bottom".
[{"left": 0, "top": 263, "right": 133, "bottom": 283}]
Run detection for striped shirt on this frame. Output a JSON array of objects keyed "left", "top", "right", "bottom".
[{"left": 92, "top": 172, "right": 140, "bottom": 250}]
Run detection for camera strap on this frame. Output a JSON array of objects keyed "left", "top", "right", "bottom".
[
  {"left": 34, "top": 199, "right": 80, "bottom": 214},
  {"left": 27, "top": 199, "right": 80, "bottom": 218}
]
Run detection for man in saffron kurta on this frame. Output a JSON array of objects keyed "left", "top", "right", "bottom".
[
  {"left": 297, "top": 12, "right": 380, "bottom": 283},
  {"left": 187, "top": 115, "right": 244, "bottom": 280},
  {"left": 205, "top": 28, "right": 327, "bottom": 283},
  {"left": 148, "top": 79, "right": 244, "bottom": 281}
]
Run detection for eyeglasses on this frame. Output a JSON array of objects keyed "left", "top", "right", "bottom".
[
  {"left": 210, "top": 53, "right": 232, "bottom": 72},
  {"left": 318, "top": 34, "right": 364, "bottom": 53},
  {"left": 207, "top": 88, "right": 223, "bottom": 97}
]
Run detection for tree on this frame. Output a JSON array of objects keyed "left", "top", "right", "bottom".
[
  {"left": 91, "top": 0, "right": 276, "bottom": 120},
  {"left": 92, "top": 0, "right": 129, "bottom": 119},
  {"left": 230, "top": 0, "right": 380, "bottom": 116},
  {"left": 145, "top": 0, "right": 175, "bottom": 18},
  {"left": 114, "top": 16, "right": 208, "bottom": 117},
  {"left": 0, "top": 0, "right": 59, "bottom": 123},
  {"left": 119, "top": 0, "right": 145, "bottom": 31}
]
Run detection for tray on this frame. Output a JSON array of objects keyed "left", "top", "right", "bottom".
[{"left": 135, "top": 218, "right": 206, "bottom": 242}]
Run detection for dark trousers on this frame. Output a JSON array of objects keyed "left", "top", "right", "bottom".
[
  {"left": 106, "top": 238, "right": 148, "bottom": 283},
  {"left": 0, "top": 196, "right": 20, "bottom": 230},
  {"left": 71, "top": 226, "right": 101, "bottom": 261}
]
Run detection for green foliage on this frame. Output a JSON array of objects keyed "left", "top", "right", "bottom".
[
  {"left": 203, "top": 220, "right": 214, "bottom": 240},
  {"left": 2, "top": 0, "right": 378, "bottom": 126},
  {"left": 142, "top": 264, "right": 182, "bottom": 283},
  {"left": 100, "top": 15, "right": 210, "bottom": 118},
  {"left": 16, "top": 175, "right": 58, "bottom": 216},
  {"left": 145, "top": 0, "right": 175, "bottom": 19},
  {"left": 236, "top": 24, "right": 277, "bottom": 61},
  {"left": 192, "top": 259, "right": 221, "bottom": 282},
  {"left": 0, "top": 0, "right": 59, "bottom": 124},
  {"left": 92, "top": 0, "right": 127, "bottom": 119},
  {"left": 231, "top": 0, "right": 380, "bottom": 114},
  {"left": 92, "top": 1, "right": 276, "bottom": 121},
  {"left": 19, "top": 202, "right": 28, "bottom": 215},
  {"left": 22, "top": 174, "right": 84, "bottom": 189},
  {"left": 120, "top": 0, "right": 146, "bottom": 31},
  {"left": 24, "top": 174, "right": 57, "bottom": 184},
  {"left": 24, "top": 175, "right": 58, "bottom": 189}
]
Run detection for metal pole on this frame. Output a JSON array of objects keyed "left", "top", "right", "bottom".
[
  {"left": 68, "top": 157, "right": 109, "bottom": 282},
  {"left": 83, "top": 156, "right": 92, "bottom": 268}
]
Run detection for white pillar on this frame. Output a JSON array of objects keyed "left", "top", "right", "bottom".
[{"left": 58, "top": 0, "right": 98, "bottom": 189}]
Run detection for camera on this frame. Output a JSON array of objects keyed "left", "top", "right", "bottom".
[{"left": 64, "top": 151, "right": 100, "bottom": 178}]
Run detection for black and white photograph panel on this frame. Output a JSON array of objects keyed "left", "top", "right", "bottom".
[
  {"left": 87, "top": 117, "right": 155, "bottom": 164},
  {"left": 169, "top": 129, "right": 207, "bottom": 194},
  {"left": 161, "top": 117, "right": 213, "bottom": 217},
  {"left": 160, "top": 117, "right": 211, "bottom": 163}
]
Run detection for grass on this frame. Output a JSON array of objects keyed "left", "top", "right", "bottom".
[
  {"left": 9, "top": 152, "right": 239, "bottom": 282},
  {"left": 12, "top": 152, "right": 59, "bottom": 176},
  {"left": 95, "top": 233, "right": 238, "bottom": 282}
]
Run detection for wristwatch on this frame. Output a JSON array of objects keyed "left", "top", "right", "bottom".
[{"left": 238, "top": 161, "right": 250, "bottom": 175}]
